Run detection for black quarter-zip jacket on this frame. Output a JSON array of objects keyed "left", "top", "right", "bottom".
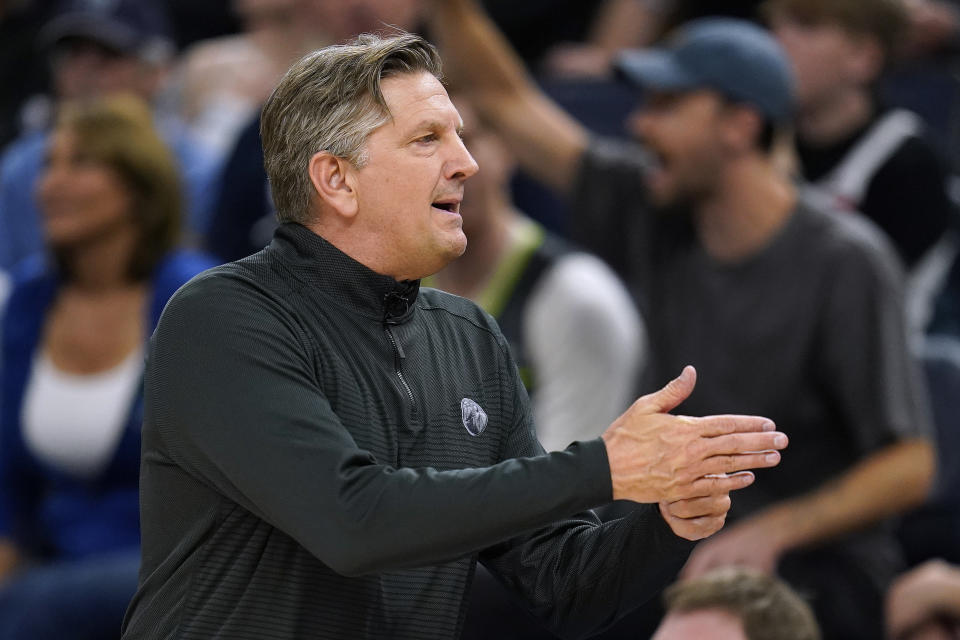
[{"left": 121, "top": 223, "right": 692, "bottom": 640}]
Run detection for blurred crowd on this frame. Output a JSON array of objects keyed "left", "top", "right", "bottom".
[{"left": 1, "top": 0, "right": 960, "bottom": 638}]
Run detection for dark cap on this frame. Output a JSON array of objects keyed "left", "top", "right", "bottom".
[
  {"left": 40, "top": 0, "right": 174, "bottom": 62},
  {"left": 617, "top": 18, "right": 795, "bottom": 124}
]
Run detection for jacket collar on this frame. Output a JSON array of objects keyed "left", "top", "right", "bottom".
[{"left": 269, "top": 222, "right": 419, "bottom": 322}]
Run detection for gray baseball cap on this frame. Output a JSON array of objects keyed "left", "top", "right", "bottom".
[{"left": 617, "top": 17, "right": 795, "bottom": 124}]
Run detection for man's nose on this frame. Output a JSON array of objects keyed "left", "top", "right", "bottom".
[{"left": 447, "top": 137, "right": 480, "bottom": 180}]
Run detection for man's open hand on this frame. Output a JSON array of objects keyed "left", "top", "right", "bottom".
[{"left": 601, "top": 366, "right": 786, "bottom": 539}]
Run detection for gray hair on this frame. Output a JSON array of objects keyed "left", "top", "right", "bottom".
[{"left": 260, "top": 32, "right": 444, "bottom": 224}]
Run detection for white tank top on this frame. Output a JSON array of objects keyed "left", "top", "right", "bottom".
[{"left": 22, "top": 346, "right": 144, "bottom": 478}]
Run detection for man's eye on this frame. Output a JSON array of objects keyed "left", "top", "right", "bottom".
[{"left": 417, "top": 134, "right": 438, "bottom": 144}]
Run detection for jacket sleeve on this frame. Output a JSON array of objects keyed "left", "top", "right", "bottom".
[
  {"left": 478, "top": 341, "right": 693, "bottom": 640},
  {"left": 146, "top": 271, "right": 615, "bottom": 578},
  {"left": 525, "top": 252, "right": 644, "bottom": 452}
]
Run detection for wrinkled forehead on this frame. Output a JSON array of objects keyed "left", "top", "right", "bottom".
[{"left": 380, "top": 72, "right": 463, "bottom": 131}]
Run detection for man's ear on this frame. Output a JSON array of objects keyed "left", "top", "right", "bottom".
[
  {"left": 720, "top": 105, "right": 763, "bottom": 155},
  {"left": 308, "top": 151, "right": 359, "bottom": 219}
]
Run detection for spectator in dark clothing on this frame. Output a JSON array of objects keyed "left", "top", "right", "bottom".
[{"left": 765, "top": 0, "right": 955, "bottom": 331}]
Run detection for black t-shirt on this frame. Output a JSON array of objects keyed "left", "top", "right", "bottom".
[{"left": 796, "top": 109, "right": 954, "bottom": 267}]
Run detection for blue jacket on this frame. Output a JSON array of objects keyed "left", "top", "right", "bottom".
[{"left": 0, "top": 250, "right": 216, "bottom": 560}]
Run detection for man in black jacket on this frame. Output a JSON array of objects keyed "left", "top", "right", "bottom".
[{"left": 121, "top": 33, "right": 787, "bottom": 640}]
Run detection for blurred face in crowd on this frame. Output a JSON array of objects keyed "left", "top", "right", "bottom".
[
  {"left": 452, "top": 96, "right": 516, "bottom": 239},
  {"left": 769, "top": 14, "right": 881, "bottom": 110},
  {"left": 627, "top": 89, "right": 734, "bottom": 210},
  {"left": 346, "top": 71, "right": 478, "bottom": 280},
  {"left": 52, "top": 39, "right": 159, "bottom": 102},
  {"left": 652, "top": 608, "right": 748, "bottom": 640},
  {"left": 37, "top": 128, "right": 135, "bottom": 250}
]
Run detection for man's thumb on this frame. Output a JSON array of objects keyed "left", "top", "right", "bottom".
[{"left": 636, "top": 365, "right": 696, "bottom": 414}]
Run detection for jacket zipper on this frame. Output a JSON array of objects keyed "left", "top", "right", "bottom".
[{"left": 384, "top": 324, "right": 415, "bottom": 411}]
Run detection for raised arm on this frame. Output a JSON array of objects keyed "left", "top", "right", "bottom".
[{"left": 429, "top": 0, "right": 590, "bottom": 193}]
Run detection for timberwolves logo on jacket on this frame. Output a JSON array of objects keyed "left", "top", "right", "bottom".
[{"left": 460, "top": 398, "right": 488, "bottom": 436}]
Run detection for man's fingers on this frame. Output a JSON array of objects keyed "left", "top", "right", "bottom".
[
  {"left": 701, "top": 431, "right": 789, "bottom": 456},
  {"left": 698, "top": 451, "right": 782, "bottom": 477},
  {"left": 664, "top": 494, "right": 731, "bottom": 519},
  {"left": 684, "top": 471, "right": 755, "bottom": 498},
  {"left": 694, "top": 414, "right": 776, "bottom": 437},
  {"left": 664, "top": 513, "right": 727, "bottom": 542},
  {"left": 635, "top": 366, "right": 696, "bottom": 414}
]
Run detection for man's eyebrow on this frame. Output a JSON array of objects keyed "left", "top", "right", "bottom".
[{"left": 404, "top": 119, "right": 461, "bottom": 136}]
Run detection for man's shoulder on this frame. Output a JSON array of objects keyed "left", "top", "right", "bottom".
[
  {"left": 796, "top": 188, "right": 904, "bottom": 275},
  {"left": 419, "top": 286, "right": 493, "bottom": 321},
  {"left": 418, "top": 287, "right": 506, "bottom": 342},
  {"left": 163, "top": 258, "right": 286, "bottom": 318}
]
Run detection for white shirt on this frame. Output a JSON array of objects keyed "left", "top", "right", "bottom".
[
  {"left": 22, "top": 346, "right": 144, "bottom": 478},
  {"left": 525, "top": 252, "right": 646, "bottom": 452}
]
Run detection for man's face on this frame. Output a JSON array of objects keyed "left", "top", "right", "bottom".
[
  {"left": 627, "top": 89, "right": 730, "bottom": 210},
  {"left": 652, "top": 608, "right": 748, "bottom": 640},
  {"left": 452, "top": 96, "right": 515, "bottom": 239},
  {"left": 349, "top": 72, "right": 478, "bottom": 280},
  {"left": 770, "top": 15, "right": 875, "bottom": 110}
]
